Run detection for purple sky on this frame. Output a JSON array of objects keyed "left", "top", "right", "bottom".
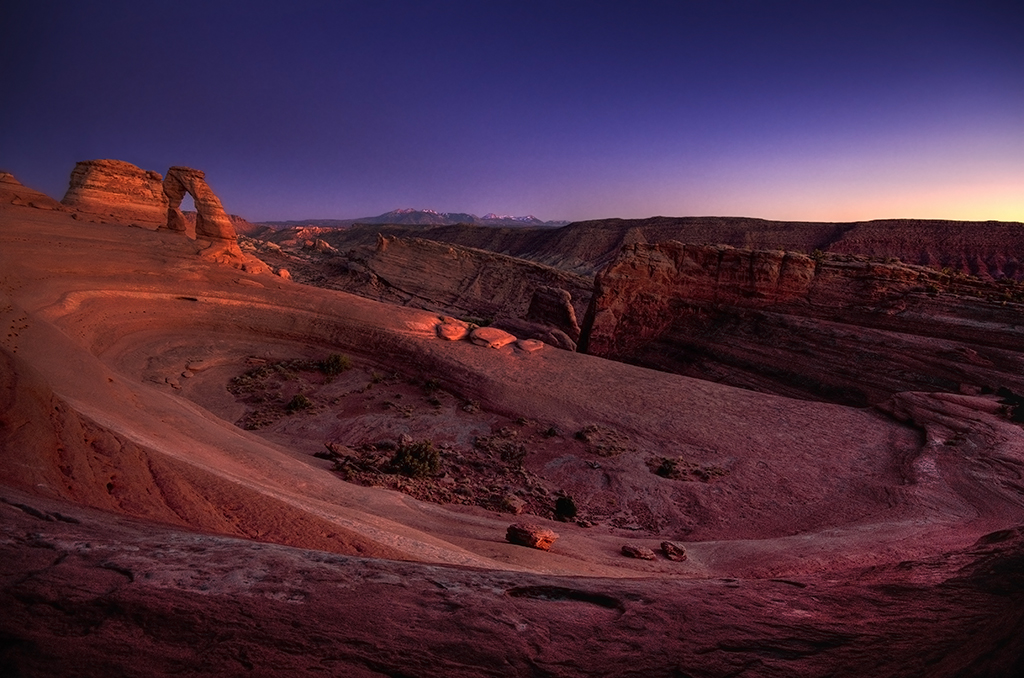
[{"left": 2, "top": 1, "right": 1022, "bottom": 223}]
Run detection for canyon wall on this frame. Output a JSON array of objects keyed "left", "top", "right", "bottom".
[{"left": 581, "top": 241, "right": 1024, "bottom": 405}]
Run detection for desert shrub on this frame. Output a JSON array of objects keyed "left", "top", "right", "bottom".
[
  {"left": 390, "top": 440, "right": 440, "bottom": 478},
  {"left": 320, "top": 353, "right": 352, "bottom": 378},
  {"left": 997, "top": 387, "right": 1024, "bottom": 423},
  {"left": 286, "top": 393, "right": 313, "bottom": 412},
  {"left": 554, "top": 495, "right": 578, "bottom": 521}
]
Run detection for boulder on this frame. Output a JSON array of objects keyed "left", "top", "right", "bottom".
[
  {"left": 661, "top": 541, "right": 688, "bottom": 562},
  {"left": 437, "top": 319, "right": 470, "bottom": 341},
  {"left": 470, "top": 327, "right": 516, "bottom": 349},
  {"left": 622, "top": 544, "right": 658, "bottom": 560},
  {"left": 492, "top": 318, "right": 576, "bottom": 351},
  {"left": 505, "top": 523, "right": 558, "bottom": 551},
  {"left": 60, "top": 159, "right": 167, "bottom": 226}
]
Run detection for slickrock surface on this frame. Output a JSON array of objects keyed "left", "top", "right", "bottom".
[
  {"left": 60, "top": 159, "right": 168, "bottom": 226},
  {"left": 2, "top": 495, "right": 1022, "bottom": 677},
  {"left": 582, "top": 241, "right": 1024, "bottom": 405},
  {"left": 2, "top": 178, "right": 1024, "bottom": 675},
  {"left": 1, "top": 172, "right": 65, "bottom": 210}
]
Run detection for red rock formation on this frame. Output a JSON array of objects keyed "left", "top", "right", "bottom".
[
  {"left": 582, "top": 241, "right": 1024, "bottom": 405},
  {"left": 60, "top": 159, "right": 167, "bottom": 226},
  {"left": 162, "top": 166, "right": 241, "bottom": 257}
]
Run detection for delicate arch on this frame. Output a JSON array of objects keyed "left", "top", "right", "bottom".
[{"left": 162, "top": 166, "right": 237, "bottom": 242}]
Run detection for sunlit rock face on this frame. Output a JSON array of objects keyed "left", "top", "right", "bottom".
[
  {"left": 582, "top": 241, "right": 1024, "bottom": 406},
  {"left": 60, "top": 159, "right": 168, "bottom": 226},
  {"left": 59, "top": 159, "right": 242, "bottom": 259},
  {"left": 162, "top": 166, "right": 241, "bottom": 257}
]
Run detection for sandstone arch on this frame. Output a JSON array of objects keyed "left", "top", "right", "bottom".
[{"left": 162, "top": 166, "right": 237, "bottom": 243}]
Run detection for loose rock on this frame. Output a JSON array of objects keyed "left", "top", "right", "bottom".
[
  {"left": 506, "top": 523, "right": 558, "bottom": 551},
  {"left": 621, "top": 544, "right": 657, "bottom": 560},
  {"left": 471, "top": 327, "right": 517, "bottom": 349},
  {"left": 437, "top": 320, "right": 469, "bottom": 341},
  {"left": 516, "top": 338, "right": 544, "bottom": 352},
  {"left": 661, "top": 541, "right": 688, "bottom": 562}
]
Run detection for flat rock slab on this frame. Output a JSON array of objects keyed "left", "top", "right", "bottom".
[
  {"left": 471, "top": 326, "right": 516, "bottom": 349},
  {"left": 516, "top": 338, "right": 544, "bottom": 352}
]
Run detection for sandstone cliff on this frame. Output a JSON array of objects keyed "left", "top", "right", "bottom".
[
  {"left": 581, "top": 241, "right": 1024, "bottom": 405},
  {"left": 60, "top": 159, "right": 168, "bottom": 226}
]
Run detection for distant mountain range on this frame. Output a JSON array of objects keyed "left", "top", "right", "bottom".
[{"left": 257, "top": 208, "right": 568, "bottom": 229}]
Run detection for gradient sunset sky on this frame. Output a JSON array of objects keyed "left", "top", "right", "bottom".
[{"left": 2, "top": 1, "right": 1021, "bottom": 223}]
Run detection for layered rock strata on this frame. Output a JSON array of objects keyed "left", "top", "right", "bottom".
[
  {"left": 60, "top": 159, "right": 168, "bottom": 226},
  {"left": 582, "top": 241, "right": 1024, "bottom": 405}
]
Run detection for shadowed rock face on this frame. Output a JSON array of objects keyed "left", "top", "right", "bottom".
[
  {"left": 581, "top": 241, "right": 1024, "bottom": 405},
  {"left": 60, "top": 159, "right": 168, "bottom": 226},
  {"left": 162, "top": 166, "right": 238, "bottom": 244}
]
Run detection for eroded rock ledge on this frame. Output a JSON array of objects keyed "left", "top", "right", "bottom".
[{"left": 581, "top": 241, "right": 1024, "bottom": 405}]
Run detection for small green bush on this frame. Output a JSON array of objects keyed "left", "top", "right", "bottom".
[
  {"left": 390, "top": 440, "right": 440, "bottom": 478},
  {"left": 286, "top": 393, "right": 313, "bottom": 412},
  {"left": 320, "top": 353, "right": 352, "bottom": 378}
]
